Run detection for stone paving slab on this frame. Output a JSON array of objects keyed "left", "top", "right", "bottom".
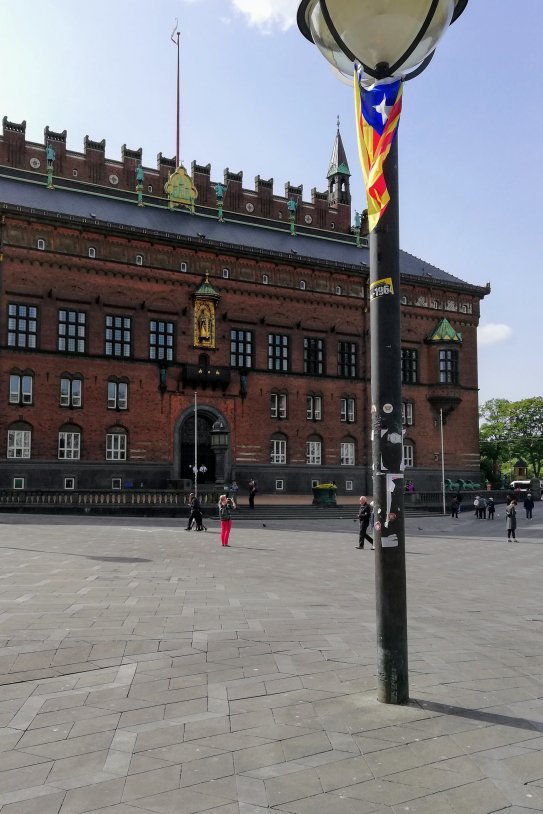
[{"left": 0, "top": 512, "right": 542, "bottom": 811}]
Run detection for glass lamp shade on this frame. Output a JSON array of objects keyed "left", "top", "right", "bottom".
[{"left": 298, "top": 0, "right": 468, "bottom": 83}]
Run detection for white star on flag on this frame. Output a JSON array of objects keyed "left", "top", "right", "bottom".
[{"left": 374, "top": 94, "right": 392, "bottom": 125}]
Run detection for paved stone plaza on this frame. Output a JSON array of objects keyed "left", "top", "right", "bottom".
[{"left": 0, "top": 509, "right": 542, "bottom": 813}]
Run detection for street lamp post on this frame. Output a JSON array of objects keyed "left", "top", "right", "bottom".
[{"left": 297, "top": 0, "right": 468, "bottom": 704}]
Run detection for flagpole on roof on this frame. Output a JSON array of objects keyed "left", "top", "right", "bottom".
[{"left": 171, "top": 20, "right": 180, "bottom": 167}]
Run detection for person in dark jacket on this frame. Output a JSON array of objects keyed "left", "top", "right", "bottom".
[
  {"left": 487, "top": 496, "right": 495, "bottom": 519},
  {"left": 506, "top": 499, "right": 518, "bottom": 542},
  {"left": 185, "top": 493, "right": 205, "bottom": 531},
  {"left": 524, "top": 494, "right": 534, "bottom": 519},
  {"left": 356, "top": 496, "right": 374, "bottom": 550},
  {"left": 451, "top": 496, "right": 460, "bottom": 518},
  {"left": 248, "top": 479, "right": 258, "bottom": 509}
]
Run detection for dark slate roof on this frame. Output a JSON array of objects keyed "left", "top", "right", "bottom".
[{"left": 0, "top": 172, "right": 481, "bottom": 292}]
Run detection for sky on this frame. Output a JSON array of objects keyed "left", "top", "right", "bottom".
[{"left": 0, "top": 0, "right": 541, "bottom": 407}]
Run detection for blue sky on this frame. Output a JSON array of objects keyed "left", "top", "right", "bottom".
[{"left": 1, "top": 1, "right": 540, "bottom": 406}]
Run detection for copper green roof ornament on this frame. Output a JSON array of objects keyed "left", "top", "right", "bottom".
[
  {"left": 287, "top": 198, "right": 298, "bottom": 236},
  {"left": 194, "top": 272, "right": 220, "bottom": 300},
  {"left": 327, "top": 116, "right": 351, "bottom": 179},
  {"left": 354, "top": 210, "right": 362, "bottom": 248},
  {"left": 427, "top": 317, "right": 462, "bottom": 344},
  {"left": 45, "top": 143, "right": 55, "bottom": 189},
  {"left": 135, "top": 164, "right": 144, "bottom": 207},
  {"left": 214, "top": 181, "right": 225, "bottom": 222}
]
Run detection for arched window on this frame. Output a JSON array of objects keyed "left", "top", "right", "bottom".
[
  {"left": 306, "top": 394, "right": 323, "bottom": 421},
  {"left": 270, "top": 433, "right": 287, "bottom": 465},
  {"left": 135, "top": 254, "right": 143, "bottom": 266},
  {"left": 270, "top": 391, "right": 287, "bottom": 419},
  {"left": 60, "top": 375, "right": 83, "bottom": 408},
  {"left": 262, "top": 274, "right": 269, "bottom": 285},
  {"left": 222, "top": 267, "right": 230, "bottom": 279},
  {"left": 106, "top": 427, "right": 127, "bottom": 461},
  {"left": 335, "top": 285, "right": 342, "bottom": 295},
  {"left": 58, "top": 423, "right": 81, "bottom": 460},
  {"left": 299, "top": 280, "right": 306, "bottom": 290},
  {"left": 403, "top": 440, "right": 415, "bottom": 469},
  {"left": 37, "top": 238, "right": 46, "bottom": 251},
  {"left": 7, "top": 421, "right": 32, "bottom": 459},
  {"left": 88, "top": 247, "right": 96, "bottom": 259},
  {"left": 340, "top": 437, "right": 356, "bottom": 466},
  {"left": 306, "top": 434, "right": 323, "bottom": 465},
  {"left": 9, "top": 371, "right": 33, "bottom": 405},
  {"left": 107, "top": 379, "right": 128, "bottom": 410}
]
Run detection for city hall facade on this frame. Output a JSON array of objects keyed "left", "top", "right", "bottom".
[{"left": 0, "top": 116, "right": 488, "bottom": 495}]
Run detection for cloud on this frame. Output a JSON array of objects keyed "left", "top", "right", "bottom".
[
  {"left": 478, "top": 323, "right": 513, "bottom": 347},
  {"left": 231, "top": 0, "right": 297, "bottom": 32}
]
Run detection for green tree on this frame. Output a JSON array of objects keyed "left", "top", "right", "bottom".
[
  {"left": 508, "top": 397, "right": 543, "bottom": 478},
  {"left": 479, "top": 398, "right": 513, "bottom": 481}
]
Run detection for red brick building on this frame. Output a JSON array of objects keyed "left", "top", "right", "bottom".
[{"left": 0, "top": 116, "right": 489, "bottom": 495}]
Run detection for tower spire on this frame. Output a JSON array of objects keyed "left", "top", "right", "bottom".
[{"left": 327, "top": 117, "right": 351, "bottom": 206}]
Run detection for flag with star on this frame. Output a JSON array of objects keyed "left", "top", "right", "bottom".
[{"left": 354, "top": 66, "right": 403, "bottom": 231}]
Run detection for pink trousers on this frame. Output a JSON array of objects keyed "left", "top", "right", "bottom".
[{"left": 221, "top": 519, "right": 232, "bottom": 546}]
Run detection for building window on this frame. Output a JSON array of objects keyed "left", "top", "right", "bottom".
[
  {"left": 299, "top": 280, "right": 306, "bottom": 290},
  {"left": 275, "top": 479, "right": 284, "bottom": 491},
  {"left": 230, "top": 329, "right": 253, "bottom": 368},
  {"left": 340, "top": 397, "right": 355, "bottom": 423},
  {"left": 262, "top": 274, "right": 269, "bottom": 285},
  {"left": 88, "top": 247, "right": 96, "bottom": 258},
  {"left": 13, "top": 477, "right": 25, "bottom": 490},
  {"left": 112, "top": 478, "right": 122, "bottom": 490},
  {"left": 271, "top": 392, "right": 287, "bottom": 419},
  {"left": 403, "top": 441, "right": 414, "bottom": 468},
  {"left": 180, "top": 261, "right": 188, "bottom": 272},
  {"left": 72, "top": 169, "right": 78, "bottom": 178},
  {"left": 64, "top": 477, "right": 75, "bottom": 490},
  {"left": 345, "top": 479, "right": 353, "bottom": 491},
  {"left": 106, "top": 431, "right": 127, "bottom": 461},
  {"left": 7, "top": 304, "right": 38, "bottom": 349},
  {"left": 58, "top": 430, "right": 81, "bottom": 460},
  {"left": 270, "top": 436, "right": 287, "bottom": 465},
  {"left": 37, "top": 238, "right": 46, "bottom": 250},
  {"left": 107, "top": 380, "right": 128, "bottom": 410},
  {"left": 268, "top": 334, "right": 289, "bottom": 372},
  {"left": 307, "top": 395, "right": 322, "bottom": 421},
  {"left": 402, "top": 401, "right": 414, "bottom": 426},
  {"left": 222, "top": 267, "right": 230, "bottom": 279},
  {"left": 335, "top": 285, "right": 342, "bottom": 295},
  {"left": 7, "top": 427, "right": 31, "bottom": 459},
  {"left": 306, "top": 438, "right": 322, "bottom": 465},
  {"left": 400, "top": 295, "right": 407, "bottom": 305},
  {"left": 105, "top": 315, "right": 132, "bottom": 358},
  {"left": 147, "top": 185, "right": 153, "bottom": 193},
  {"left": 135, "top": 254, "right": 143, "bottom": 266},
  {"left": 439, "top": 349, "right": 459, "bottom": 384},
  {"left": 304, "top": 337, "right": 325, "bottom": 375},
  {"left": 340, "top": 441, "right": 355, "bottom": 466},
  {"left": 9, "top": 373, "right": 33, "bottom": 405},
  {"left": 58, "top": 310, "right": 86, "bottom": 354},
  {"left": 60, "top": 377, "right": 82, "bottom": 408},
  {"left": 401, "top": 348, "right": 418, "bottom": 384},
  {"left": 338, "top": 341, "right": 357, "bottom": 377},
  {"left": 149, "top": 320, "right": 174, "bottom": 362}
]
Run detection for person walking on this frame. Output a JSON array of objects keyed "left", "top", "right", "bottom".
[
  {"left": 487, "top": 496, "right": 495, "bottom": 519},
  {"left": 473, "top": 495, "right": 480, "bottom": 518},
  {"left": 218, "top": 493, "right": 236, "bottom": 546},
  {"left": 185, "top": 493, "right": 202, "bottom": 531},
  {"left": 506, "top": 499, "right": 518, "bottom": 542},
  {"left": 356, "top": 496, "right": 374, "bottom": 550},
  {"left": 248, "top": 479, "right": 257, "bottom": 510},
  {"left": 524, "top": 493, "right": 534, "bottom": 519},
  {"left": 451, "top": 496, "right": 460, "bottom": 518},
  {"left": 478, "top": 495, "right": 487, "bottom": 519},
  {"left": 229, "top": 480, "right": 239, "bottom": 503}
]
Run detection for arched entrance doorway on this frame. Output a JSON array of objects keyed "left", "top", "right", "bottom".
[{"left": 180, "top": 414, "right": 215, "bottom": 484}]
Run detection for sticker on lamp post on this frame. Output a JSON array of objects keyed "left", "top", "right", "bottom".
[{"left": 370, "top": 277, "right": 394, "bottom": 300}]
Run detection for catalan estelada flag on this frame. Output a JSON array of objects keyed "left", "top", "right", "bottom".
[{"left": 354, "top": 66, "right": 403, "bottom": 232}]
